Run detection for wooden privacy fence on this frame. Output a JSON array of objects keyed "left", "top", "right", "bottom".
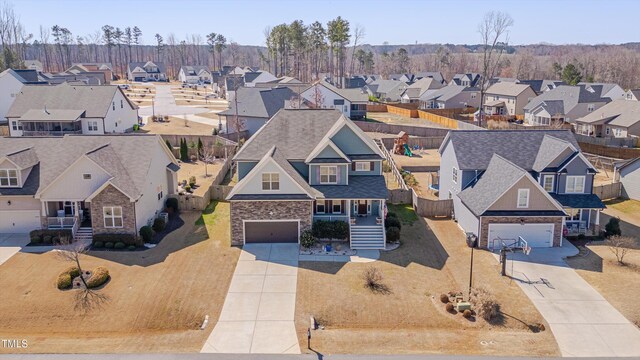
[
  {"left": 353, "top": 121, "right": 450, "bottom": 137},
  {"left": 366, "top": 104, "right": 388, "bottom": 112},
  {"left": 381, "top": 136, "right": 445, "bottom": 150},
  {"left": 579, "top": 142, "right": 640, "bottom": 160},
  {"left": 387, "top": 105, "right": 418, "bottom": 118},
  {"left": 593, "top": 182, "right": 622, "bottom": 200},
  {"left": 418, "top": 110, "right": 459, "bottom": 129}
]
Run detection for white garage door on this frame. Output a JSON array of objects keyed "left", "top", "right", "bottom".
[
  {"left": 0, "top": 210, "right": 41, "bottom": 233},
  {"left": 488, "top": 223, "right": 553, "bottom": 249}
]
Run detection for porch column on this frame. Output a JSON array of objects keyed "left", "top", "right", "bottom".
[
  {"left": 346, "top": 199, "right": 351, "bottom": 219},
  {"left": 595, "top": 210, "right": 600, "bottom": 234},
  {"left": 41, "top": 201, "right": 47, "bottom": 217}
]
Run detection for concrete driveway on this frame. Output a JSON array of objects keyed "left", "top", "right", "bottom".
[
  {"left": 0, "top": 233, "right": 30, "bottom": 266},
  {"left": 502, "top": 244, "right": 640, "bottom": 357},
  {"left": 138, "top": 85, "right": 209, "bottom": 117},
  {"left": 202, "top": 243, "right": 300, "bottom": 354}
]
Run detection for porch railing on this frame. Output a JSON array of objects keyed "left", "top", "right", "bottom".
[
  {"left": 22, "top": 130, "right": 83, "bottom": 137},
  {"left": 47, "top": 216, "right": 77, "bottom": 229}
]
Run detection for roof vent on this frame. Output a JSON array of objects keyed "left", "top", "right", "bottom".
[{"left": 44, "top": 105, "right": 49, "bottom": 115}]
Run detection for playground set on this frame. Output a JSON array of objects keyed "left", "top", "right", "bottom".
[{"left": 393, "top": 131, "right": 420, "bottom": 157}]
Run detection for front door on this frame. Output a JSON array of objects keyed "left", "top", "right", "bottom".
[{"left": 358, "top": 200, "right": 368, "bottom": 215}]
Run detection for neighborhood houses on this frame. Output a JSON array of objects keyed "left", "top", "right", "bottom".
[{"left": 0, "top": 2, "right": 640, "bottom": 359}]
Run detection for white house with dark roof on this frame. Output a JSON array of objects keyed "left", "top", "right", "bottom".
[
  {"left": 400, "top": 77, "right": 444, "bottom": 103},
  {"left": 0, "top": 135, "right": 178, "bottom": 238},
  {"left": 301, "top": 81, "right": 368, "bottom": 119},
  {"left": 127, "top": 61, "right": 167, "bottom": 82},
  {"left": 524, "top": 85, "right": 611, "bottom": 127},
  {"left": 450, "top": 73, "right": 481, "bottom": 87},
  {"left": 615, "top": 157, "right": 640, "bottom": 200},
  {"left": 6, "top": 83, "right": 138, "bottom": 137},
  {"left": 178, "top": 66, "right": 212, "bottom": 84},
  {"left": 573, "top": 99, "right": 640, "bottom": 138},
  {"left": 439, "top": 130, "right": 603, "bottom": 249},
  {"left": 419, "top": 85, "right": 480, "bottom": 109},
  {"left": 227, "top": 109, "right": 387, "bottom": 249},
  {"left": 483, "top": 82, "right": 536, "bottom": 117}
]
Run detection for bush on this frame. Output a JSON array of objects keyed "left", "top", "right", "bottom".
[
  {"left": 382, "top": 161, "right": 392, "bottom": 173},
  {"left": 361, "top": 267, "right": 390, "bottom": 293},
  {"left": 386, "top": 227, "right": 400, "bottom": 243},
  {"left": 93, "top": 241, "right": 104, "bottom": 248},
  {"left": 128, "top": 245, "right": 136, "bottom": 251},
  {"left": 93, "top": 233, "right": 139, "bottom": 246},
  {"left": 185, "top": 185, "right": 192, "bottom": 192},
  {"left": 152, "top": 217, "right": 166, "bottom": 233},
  {"left": 300, "top": 229, "right": 316, "bottom": 249},
  {"left": 114, "top": 242, "right": 126, "bottom": 249},
  {"left": 43, "top": 235, "right": 52, "bottom": 244},
  {"left": 105, "top": 242, "right": 114, "bottom": 249},
  {"left": 463, "top": 309, "right": 472, "bottom": 318},
  {"left": 605, "top": 217, "right": 622, "bottom": 237},
  {"left": 189, "top": 175, "right": 197, "bottom": 186},
  {"left": 440, "top": 293, "right": 449, "bottom": 304},
  {"left": 57, "top": 273, "right": 72, "bottom": 290},
  {"left": 333, "top": 221, "right": 349, "bottom": 240},
  {"left": 385, "top": 216, "right": 401, "bottom": 231},
  {"left": 52, "top": 236, "right": 60, "bottom": 245},
  {"left": 445, "top": 303, "right": 455, "bottom": 312},
  {"left": 30, "top": 236, "right": 42, "bottom": 244},
  {"left": 86, "top": 267, "right": 110, "bottom": 288},
  {"left": 166, "top": 197, "right": 179, "bottom": 213},
  {"left": 469, "top": 287, "right": 500, "bottom": 321},
  {"left": 605, "top": 235, "right": 636, "bottom": 264},
  {"left": 139, "top": 225, "right": 153, "bottom": 243},
  {"left": 312, "top": 220, "right": 349, "bottom": 240},
  {"left": 30, "top": 229, "right": 73, "bottom": 242}
]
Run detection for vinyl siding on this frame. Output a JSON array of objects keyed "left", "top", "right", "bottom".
[
  {"left": 455, "top": 197, "right": 479, "bottom": 236},
  {"left": 488, "top": 176, "right": 560, "bottom": 212},
  {"left": 39, "top": 156, "right": 112, "bottom": 201},
  {"left": 0, "top": 196, "right": 40, "bottom": 211},
  {"left": 236, "top": 160, "right": 308, "bottom": 195},
  {"left": 620, "top": 160, "right": 640, "bottom": 200},
  {"left": 438, "top": 142, "right": 460, "bottom": 200},
  {"left": 348, "top": 160, "right": 382, "bottom": 176},
  {"left": 557, "top": 156, "right": 594, "bottom": 194},
  {"left": 309, "top": 164, "right": 348, "bottom": 185},
  {"left": 133, "top": 142, "right": 175, "bottom": 231},
  {"left": 330, "top": 125, "right": 375, "bottom": 155}
]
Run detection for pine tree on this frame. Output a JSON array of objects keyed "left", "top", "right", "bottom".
[{"left": 197, "top": 138, "right": 203, "bottom": 157}]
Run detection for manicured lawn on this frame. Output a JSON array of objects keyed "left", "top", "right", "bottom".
[
  {"left": 567, "top": 243, "right": 640, "bottom": 327},
  {"left": 387, "top": 204, "right": 418, "bottom": 225},
  {"left": 295, "top": 211, "right": 559, "bottom": 356},
  {"left": 0, "top": 203, "right": 238, "bottom": 353}
]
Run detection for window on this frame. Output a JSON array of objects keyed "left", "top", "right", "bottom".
[
  {"left": 332, "top": 201, "right": 342, "bottom": 214},
  {"left": 316, "top": 201, "right": 326, "bottom": 214},
  {"left": 120, "top": 99, "right": 124, "bottom": 108},
  {"left": 566, "top": 176, "right": 585, "bottom": 193},
  {"left": 261, "top": 173, "right": 280, "bottom": 190},
  {"left": 333, "top": 99, "right": 344, "bottom": 105},
  {"left": 517, "top": 189, "right": 529, "bottom": 208},
  {"left": 542, "top": 175, "right": 555, "bottom": 192},
  {"left": 103, "top": 206, "right": 123, "bottom": 228},
  {"left": 157, "top": 190, "right": 163, "bottom": 200},
  {"left": 566, "top": 208, "right": 580, "bottom": 221},
  {"left": 452, "top": 167, "right": 458, "bottom": 183},
  {"left": 112, "top": 102, "right": 115, "bottom": 111},
  {"left": 0, "top": 169, "right": 18, "bottom": 186},
  {"left": 355, "top": 162, "right": 371, "bottom": 171},
  {"left": 88, "top": 121, "right": 98, "bottom": 131},
  {"left": 471, "top": 93, "right": 477, "bottom": 99},
  {"left": 588, "top": 104, "right": 595, "bottom": 112},
  {"left": 606, "top": 127, "right": 611, "bottom": 135},
  {"left": 83, "top": 173, "right": 92, "bottom": 180},
  {"left": 614, "top": 128, "right": 622, "bottom": 137},
  {"left": 320, "top": 166, "right": 337, "bottom": 184},
  {"left": 11, "top": 121, "right": 22, "bottom": 131}
]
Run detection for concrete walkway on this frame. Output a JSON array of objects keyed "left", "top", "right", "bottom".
[
  {"left": 138, "top": 85, "right": 209, "bottom": 117},
  {"left": 202, "top": 243, "right": 300, "bottom": 354},
  {"left": 0, "top": 233, "right": 29, "bottom": 266},
  {"left": 500, "top": 243, "right": 640, "bottom": 357}
]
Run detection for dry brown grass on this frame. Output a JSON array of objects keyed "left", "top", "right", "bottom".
[
  {"left": 295, "top": 215, "right": 559, "bottom": 356},
  {"left": 142, "top": 117, "right": 215, "bottom": 136},
  {"left": 176, "top": 160, "right": 225, "bottom": 197},
  {"left": 567, "top": 243, "right": 640, "bottom": 327},
  {"left": 0, "top": 204, "right": 239, "bottom": 353}
]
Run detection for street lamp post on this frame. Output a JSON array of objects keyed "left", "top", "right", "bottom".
[
  {"left": 466, "top": 233, "right": 478, "bottom": 298},
  {"left": 152, "top": 97, "right": 155, "bottom": 118}
]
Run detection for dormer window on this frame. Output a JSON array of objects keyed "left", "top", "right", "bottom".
[
  {"left": 320, "top": 166, "right": 337, "bottom": 184},
  {"left": 0, "top": 169, "right": 18, "bottom": 187},
  {"left": 355, "top": 162, "right": 371, "bottom": 171},
  {"left": 566, "top": 176, "right": 585, "bottom": 193},
  {"left": 262, "top": 173, "right": 279, "bottom": 190},
  {"left": 588, "top": 104, "right": 595, "bottom": 112}
]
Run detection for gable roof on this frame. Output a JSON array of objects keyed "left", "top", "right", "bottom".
[
  {"left": 440, "top": 130, "right": 580, "bottom": 171},
  {"left": 128, "top": 61, "right": 166, "bottom": 73},
  {"left": 574, "top": 99, "right": 640, "bottom": 128},
  {"left": 451, "top": 73, "right": 481, "bottom": 87},
  {"left": 313, "top": 81, "right": 368, "bottom": 103},
  {"left": 532, "top": 135, "right": 577, "bottom": 172},
  {"left": 415, "top": 72, "right": 446, "bottom": 85},
  {"left": 524, "top": 85, "right": 610, "bottom": 114},
  {"left": 0, "top": 135, "right": 176, "bottom": 199},
  {"left": 2, "top": 147, "right": 39, "bottom": 169},
  {"left": 486, "top": 82, "right": 533, "bottom": 97},
  {"left": 180, "top": 65, "right": 211, "bottom": 76},
  {"left": 518, "top": 79, "right": 565, "bottom": 94},
  {"left": 219, "top": 86, "right": 294, "bottom": 118},
  {"left": 420, "top": 85, "right": 476, "bottom": 102}
]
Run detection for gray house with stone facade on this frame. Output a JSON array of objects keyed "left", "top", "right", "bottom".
[
  {"left": 227, "top": 109, "right": 388, "bottom": 249},
  {"left": 0, "top": 135, "right": 179, "bottom": 240},
  {"left": 439, "top": 130, "right": 604, "bottom": 249}
]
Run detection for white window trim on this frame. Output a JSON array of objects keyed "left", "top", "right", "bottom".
[
  {"left": 542, "top": 175, "right": 555, "bottom": 192},
  {"left": 261, "top": 172, "right": 280, "bottom": 191},
  {"left": 0, "top": 168, "right": 19, "bottom": 187},
  {"left": 565, "top": 176, "right": 585, "bottom": 194},
  {"left": 517, "top": 189, "right": 530, "bottom": 208},
  {"left": 332, "top": 201, "right": 342, "bottom": 214},
  {"left": 355, "top": 162, "right": 371, "bottom": 172},
  {"left": 316, "top": 200, "right": 326, "bottom": 214},
  {"left": 88, "top": 121, "right": 99, "bottom": 131},
  {"left": 452, "top": 167, "right": 458, "bottom": 184},
  {"left": 103, "top": 206, "right": 123, "bottom": 228},
  {"left": 320, "top": 166, "right": 338, "bottom": 184}
]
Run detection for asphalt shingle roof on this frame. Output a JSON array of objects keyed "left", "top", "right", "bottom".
[
  {"left": 523, "top": 85, "right": 610, "bottom": 114},
  {"left": 486, "top": 82, "right": 532, "bottom": 97},
  {"left": 551, "top": 194, "right": 605, "bottom": 209},
  {"left": 219, "top": 86, "right": 294, "bottom": 118},
  {"left": 532, "top": 135, "right": 576, "bottom": 172},
  {"left": 575, "top": 99, "right": 640, "bottom": 128},
  {"left": 312, "top": 176, "right": 388, "bottom": 199}
]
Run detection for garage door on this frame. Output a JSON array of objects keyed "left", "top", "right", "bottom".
[
  {"left": 488, "top": 223, "right": 553, "bottom": 249},
  {"left": 244, "top": 221, "right": 299, "bottom": 244},
  {"left": 0, "top": 210, "right": 41, "bottom": 233}
]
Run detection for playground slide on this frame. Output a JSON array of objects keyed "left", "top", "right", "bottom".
[{"left": 403, "top": 143, "right": 413, "bottom": 157}]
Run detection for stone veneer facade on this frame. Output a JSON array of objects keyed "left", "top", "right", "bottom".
[
  {"left": 90, "top": 185, "right": 137, "bottom": 235},
  {"left": 230, "top": 200, "right": 313, "bottom": 246},
  {"left": 479, "top": 216, "right": 563, "bottom": 248}
]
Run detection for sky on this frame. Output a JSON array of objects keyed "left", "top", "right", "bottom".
[{"left": 10, "top": 0, "right": 640, "bottom": 46}]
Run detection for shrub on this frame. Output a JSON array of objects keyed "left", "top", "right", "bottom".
[
  {"left": 128, "top": 245, "right": 136, "bottom": 251},
  {"left": 386, "top": 211, "right": 398, "bottom": 219},
  {"left": 185, "top": 185, "right": 192, "bottom": 192},
  {"left": 93, "top": 234, "right": 139, "bottom": 246},
  {"left": 139, "top": 225, "right": 153, "bottom": 243},
  {"left": 52, "top": 236, "right": 60, "bottom": 245},
  {"left": 333, "top": 221, "right": 349, "bottom": 240},
  {"left": 382, "top": 161, "right": 392, "bottom": 173},
  {"left": 152, "top": 217, "right": 166, "bottom": 232},
  {"left": 385, "top": 216, "right": 401, "bottom": 231},
  {"left": 30, "top": 229, "right": 73, "bottom": 242},
  {"left": 43, "top": 235, "right": 52, "bottom": 244},
  {"left": 605, "top": 217, "right": 622, "bottom": 237},
  {"left": 114, "top": 242, "right": 126, "bottom": 249},
  {"left": 440, "top": 293, "right": 449, "bottom": 304},
  {"left": 105, "top": 242, "right": 114, "bottom": 249},
  {"left": 312, "top": 220, "right": 348, "bottom": 240},
  {"left": 469, "top": 287, "right": 500, "bottom": 321},
  {"left": 86, "top": 267, "right": 110, "bottom": 288},
  {"left": 463, "top": 309, "right": 472, "bottom": 318},
  {"left": 300, "top": 229, "right": 316, "bottom": 249},
  {"left": 189, "top": 175, "right": 197, "bottom": 186},
  {"left": 386, "top": 227, "right": 401, "bottom": 243},
  {"left": 165, "top": 197, "right": 179, "bottom": 213},
  {"left": 93, "top": 241, "right": 104, "bottom": 248},
  {"left": 30, "top": 236, "right": 42, "bottom": 244},
  {"left": 57, "top": 273, "right": 72, "bottom": 290},
  {"left": 361, "top": 267, "right": 390, "bottom": 293},
  {"left": 445, "top": 303, "right": 455, "bottom": 312}
]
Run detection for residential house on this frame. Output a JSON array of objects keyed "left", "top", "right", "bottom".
[
  {"left": 483, "top": 82, "right": 536, "bottom": 117},
  {"left": 127, "top": 61, "right": 167, "bottom": 82},
  {"left": 0, "top": 69, "right": 31, "bottom": 125},
  {"left": 524, "top": 85, "right": 611, "bottom": 126},
  {"left": 23, "top": 60, "right": 43, "bottom": 72},
  {"left": 178, "top": 66, "right": 212, "bottom": 84},
  {"left": 218, "top": 86, "right": 295, "bottom": 135},
  {"left": 388, "top": 73, "right": 414, "bottom": 83},
  {"left": 578, "top": 82, "right": 626, "bottom": 100},
  {"left": 68, "top": 63, "right": 114, "bottom": 83},
  {"left": 415, "top": 72, "right": 446, "bottom": 85},
  {"left": 243, "top": 70, "right": 278, "bottom": 87},
  {"left": 6, "top": 83, "right": 138, "bottom": 137},
  {"left": 450, "top": 73, "right": 481, "bottom": 87},
  {"left": 47, "top": 69, "right": 107, "bottom": 85},
  {"left": 343, "top": 76, "right": 368, "bottom": 89},
  {"left": 301, "top": 81, "right": 368, "bottom": 120},
  {"left": 419, "top": 85, "right": 480, "bottom": 109},
  {"left": 400, "top": 77, "right": 444, "bottom": 103},
  {"left": 518, "top": 80, "right": 565, "bottom": 95},
  {"left": 623, "top": 89, "right": 640, "bottom": 101},
  {"left": 226, "top": 109, "right": 387, "bottom": 249},
  {"left": 0, "top": 135, "right": 178, "bottom": 238},
  {"left": 365, "top": 79, "right": 408, "bottom": 102},
  {"left": 224, "top": 75, "right": 245, "bottom": 101},
  {"left": 615, "top": 157, "right": 640, "bottom": 200},
  {"left": 573, "top": 100, "right": 640, "bottom": 138},
  {"left": 439, "top": 130, "right": 604, "bottom": 249}
]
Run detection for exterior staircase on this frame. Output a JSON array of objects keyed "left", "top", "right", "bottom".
[
  {"left": 350, "top": 225, "right": 385, "bottom": 250},
  {"left": 74, "top": 227, "right": 93, "bottom": 242}
]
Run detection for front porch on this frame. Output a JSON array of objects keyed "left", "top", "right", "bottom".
[
  {"left": 564, "top": 208, "right": 602, "bottom": 236},
  {"left": 42, "top": 201, "right": 92, "bottom": 237},
  {"left": 19, "top": 120, "right": 83, "bottom": 137}
]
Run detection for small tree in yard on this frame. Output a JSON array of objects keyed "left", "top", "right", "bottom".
[
  {"left": 200, "top": 145, "right": 216, "bottom": 177},
  {"left": 197, "top": 137, "right": 204, "bottom": 157},
  {"left": 57, "top": 236, "right": 88, "bottom": 289},
  {"left": 469, "top": 286, "right": 500, "bottom": 321},
  {"left": 605, "top": 217, "right": 622, "bottom": 237},
  {"left": 180, "top": 138, "right": 189, "bottom": 162},
  {"left": 606, "top": 235, "right": 635, "bottom": 265},
  {"left": 361, "top": 266, "right": 390, "bottom": 294}
]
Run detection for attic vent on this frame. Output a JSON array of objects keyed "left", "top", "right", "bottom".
[{"left": 44, "top": 105, "right": 49, "bottom": 115}]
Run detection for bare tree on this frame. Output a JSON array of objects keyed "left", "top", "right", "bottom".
[
  {"left": 349, "top": 24, "right": 365, "bottom": 75},
  {"left": 200, "top": 145, "right": 217, "bottom": 177},
  {"left": 56, "top": 236, "right": 89, "bottom": 288},
  {"left": 606, "top": 235, "right": 636, "bottom": 265},
  {"left": 477, "top": 11, "right": 513, "bottom": 127}
]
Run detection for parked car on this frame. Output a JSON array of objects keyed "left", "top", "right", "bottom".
[{"left": 118, "top": 84, "right": 130, "bottom": 90}]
